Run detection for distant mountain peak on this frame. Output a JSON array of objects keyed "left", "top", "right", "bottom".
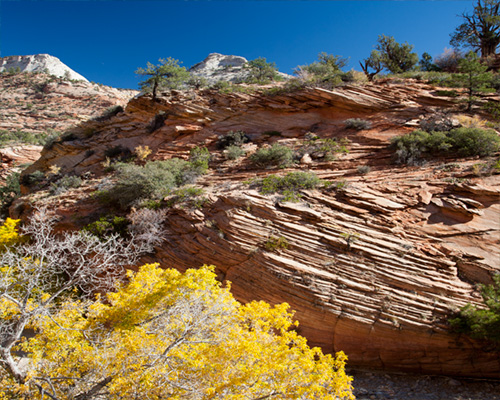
[
  {"left": 189, "top": 53, "right": 249, "bottom": 84},
  {"left": 0, "top": 54, "right": 88, "bottom": 82}
]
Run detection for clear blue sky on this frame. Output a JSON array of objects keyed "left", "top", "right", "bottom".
[{"left": 1, "top": 0, "right": 473, "bottom": 89}]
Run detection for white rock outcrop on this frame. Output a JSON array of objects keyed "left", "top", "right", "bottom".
[
  {"left": 0, "top": 54, "right": 88, "bottom": 82},
  {"left": 189, "top": 53, "right": 250, "bottom": 84}
]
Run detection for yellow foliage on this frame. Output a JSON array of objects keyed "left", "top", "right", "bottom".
[
  {"left": 456, "top": 114, "right": 487, "bottom": 129},
  {"left": 1, "top": 264, "right": 354, "bottom": 399},
  {"left": 134, "top": 145, "right": 152, "bottom": 161},
  {"left": 0, "top": 218, "right": 20, "bottom": 250}
]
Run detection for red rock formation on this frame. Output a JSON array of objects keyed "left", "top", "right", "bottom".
[{"left": 16, "top": 82, "right": 500, "bottom": 378}]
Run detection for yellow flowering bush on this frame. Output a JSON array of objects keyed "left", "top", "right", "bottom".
[{"left": 1, "top": 264, "right": 354, "bottom": 399}]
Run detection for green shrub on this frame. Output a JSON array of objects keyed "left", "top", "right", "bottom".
[
  {"left": 225, "top": 145, "right": 245, "bottom": 160},
  {"left": 344, "top": 118, "right": 372, "bottom": 130},
  {"left": 449, "top": 274, "right": 500, "bottom": 346},
  {"left": 0, "top": 130, "right": 50, "bottom": 147},
  {"left": 216, "top": 131, "right": 250, "bottom": 150},
  {"left": 165, "top": 186, "right": 205, "bottom": 208},
  {"left": 263, "top": 78, "right": 307, "bottom": 96},
  {"left": 0, "top": 172, "right": 21, "bottom": 217},
  {"left": 483, "top": 100, "right": 500, "bottom": 120},
  {"left": 50, "top": 175, "right": 82, "bottom": 195},
  {"left": 189, "top": 146, "right": 211, "bottom": 173},
  {"left": 260, "top": 171, "right": 320, "bottom": 201},
  {"left": 448, "top": 127, "right": 500, "bottom": 157},
  {"left": 20, "top": 170, "right": 45, "bottom": 187},
  {"left": 250, "top": 144, "right": 294, "bottom": 168},
  {"left": 265, "top": 235, "right": 289, "bottom": 252},
  {"left": 84, "top": 215, "right": 130, "bottom": 239},
  {"left": 298, "top": 137, "right": 349, "bottom": 161},
  {"left": 92, "top": 105, "right": 124, "bottom": 122},
  {"left": 101, "top": 158, "right": 203, "bottom": 209},
  {"left": 434, "top": 90, "right": 459, "bottom": 97},
  {"left": 391, "top": 128, "right": 500, "bottom": 164}
]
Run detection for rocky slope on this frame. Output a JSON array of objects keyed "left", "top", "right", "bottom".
[
  {"left": 0, "top": 71, "right": 137, "bottom": 136},
  {"left": 0, "top": 54, "right": 88, "bottom": 81},
  {"left": 14, "top": 81, "right": 500, "bottom": 378}
]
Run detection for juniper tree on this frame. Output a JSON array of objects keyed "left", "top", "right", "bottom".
[
  {"left": 135, "top": 58, "right": 190, "bottom": 101},
  {"left": 450, "top": 0, "right": 500, "bottom": 59}
]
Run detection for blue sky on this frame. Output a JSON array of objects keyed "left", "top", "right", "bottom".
[{"left": 1, "top": 0, "right": 473, "bottom": 89}]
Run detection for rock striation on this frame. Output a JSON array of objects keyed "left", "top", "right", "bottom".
[
  {"left": 16, "top": 82, "right": 500, "bottom": 378},
  {"left": 0, "top": 54, "right": 88, "bottom": 82},
  {"left": 0, "top": 71, "right": 137, "bottom": 135}
]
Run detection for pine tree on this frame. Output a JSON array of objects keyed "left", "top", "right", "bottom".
[
  {"left": 454, "top": 51, "right": 493, "bottom": 111},
  {"left": 135, "top": 58, "right": 190, "bottom": 101}
]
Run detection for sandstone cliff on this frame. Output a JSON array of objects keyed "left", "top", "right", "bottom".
[
  {"left": 0, "top": 54, "right": 88, "bottom": 82},
  {"left": 16, "top": 81, "right": 500, "bottom": 378}
]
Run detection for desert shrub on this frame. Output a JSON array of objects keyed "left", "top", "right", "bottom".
[
  {"left": 244, "top": 57, "right": 281, "bottom": 84},
  {"left": 263, "top": 78, "right": 307, "bottom": 96},
  {"left": 49, "top": 175, "right": 82, "bottom": 196},
  {"left": 250, "top": 144, "right": 294, "bottom": 168},
  {"left": 260, "top": 171, "right": 320, "bottom": 201},
  {"left": 189, "top": 146, "right": 211, "bottom": 173},
  {"left": 216, "top": 130, "right": 250, "bottom": 149},
  {"left": 147, "top": 111, "right": 168, "bottom": 133},
  {"left": 448, "top": 127, "right": 500, "bottom": 157},
  {"left": 434, "top": 48, "right": 463, "bottom": 73},
  {"left": 83, "top": 215, "right": 130, "bottom": 239},
  {"left": 92, "top": 105, "right": 124, "bottom": 122},
  {"left": 392, "top": 128, "right": 500, "bottom": 164},
  {"left": 357, "top": 165, "right": 371, "bottom": 174},
  {"left": 20, "top": 170, "right": 45, "bottom": 187},
  {"left": 101, "top": 158, "right": 203, "bottom": 209},
  {"left": 0, "top": 130, "right": 49, "bottom": 147},
  {"left": 449, "top": 274, "right": 500, "bottom": 346},
  {"left": 225, "top": 145, "right": 245, "bottom": 160},
  {"left": 0, "top": 172, "right": 21, "bottom": 217},
  {"left": 165, "top": 186, "right": 205, "bottom": 208},
  {"left": 265, "top": 235, "right": 289, "bottom": 251},
  {"left": 435, "top": 90, "right": 459, "bottom": 97},
  {"left": 298, "top": 137, "right": 349, "bottom": 161},
  {"left": 483, "top": 100, "right": 500, "bottom": 120},
  {"left": 104, "top": 145, "right": 132, "bottom": 161},
  {"left": 344, "top": 118, "right": 372, "bottom": 130},
  {"left": 391, "top": 130, "right": 449, "bottom": 165}
]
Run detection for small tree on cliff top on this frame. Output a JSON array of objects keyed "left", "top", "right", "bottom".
[
  {"left": 450, "top": 0, "right": 500, "bottom": 59},
  {"left": 375, "top": 34, "right": 418, "bottom": 73},
  {"left": 135, "top": 57, "right": 190, "bottom": 100}
]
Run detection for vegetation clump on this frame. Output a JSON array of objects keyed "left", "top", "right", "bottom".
[
  {"left": 251, "top": 143, "right": 295, "bottom": 168},
  {"left": 450, "top": 274, "right": 500, "bottom": 347},
  {"left": 0, "top": 216, "right": 354, "bottom": 400},
  {"left": 391, "top": 127, "right": 500, "bottom": 164},
  {"left": 297, "top": 137, "right": 349, "bottom": 161},
  {"left": 244, "top": 57, "right": 282, "bottom": 84},
  {"left": 260, "top": 171, "right": 321, "bottom": 201},
  {"left": 265, "top": 235, "right": 289, "bottom": 251},
  {"left": 344, "top": 118, "right": 372, "bottom": 130},
  {"left": 100, "top": 158, "right": 206, "bottom": 209},
  {"left": 216, "top": 130, "right": 250, "bottom": 150}
]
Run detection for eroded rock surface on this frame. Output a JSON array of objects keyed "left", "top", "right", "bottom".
[{"left": 17, "top": 82, "right": 500, "bottom": 378}]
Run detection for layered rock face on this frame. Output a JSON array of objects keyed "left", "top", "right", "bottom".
[
  {"left": 0, "top": 54, "right": 88, "bottom": 82},
  {"left": 18, "top": 82, "right": 500, "bottom": 378},
  {"left": 0, "top": 72, "right": 137, "bottom": 135}
]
